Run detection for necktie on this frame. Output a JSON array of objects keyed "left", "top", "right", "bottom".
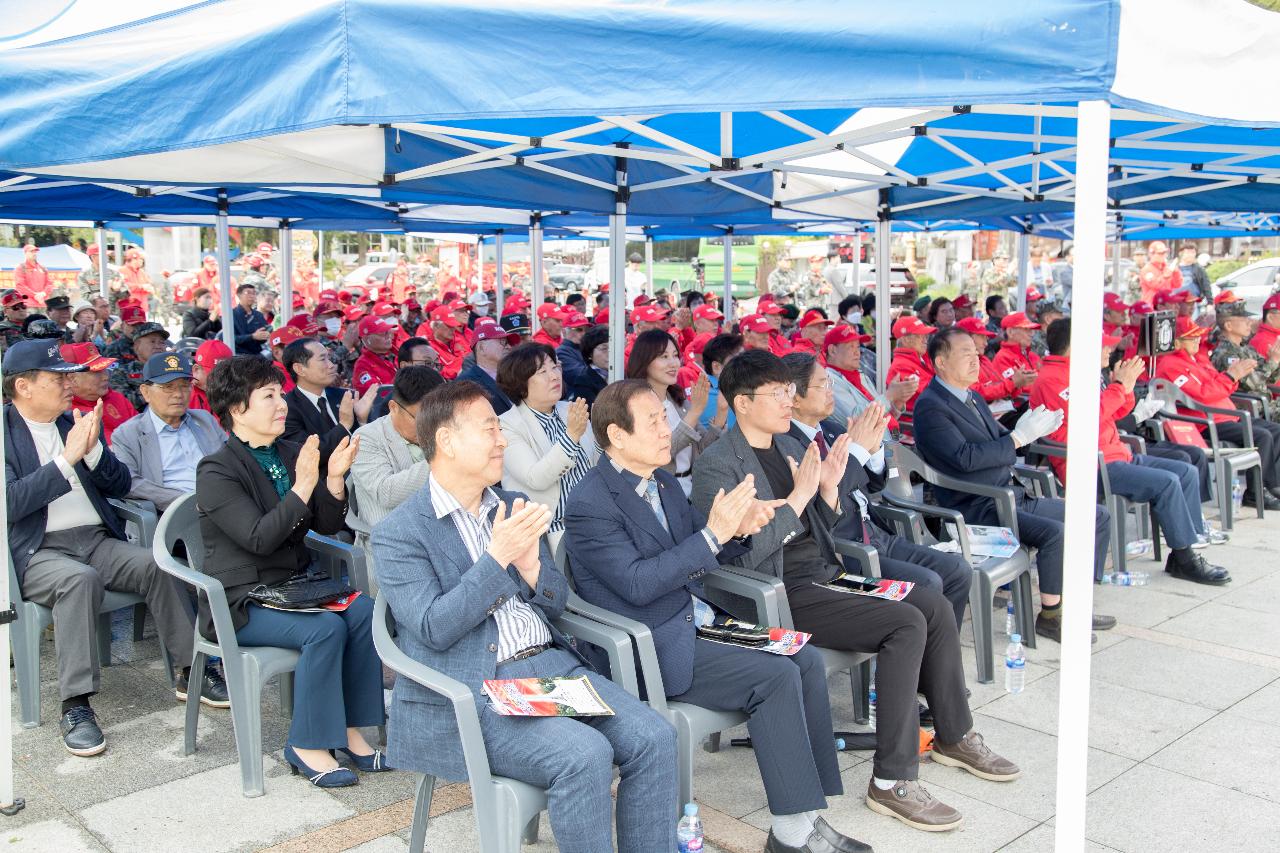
[
  {"left": 316, "top": 396, "right": 335, "bottom": 429},
  {"left": 813, "top": 429, "right": 829, "bottom": 458},
  {"left": 643, "top": 479, "right": 671, "bottom": 534}
]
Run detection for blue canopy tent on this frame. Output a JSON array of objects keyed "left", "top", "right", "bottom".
[{"left": 6, "top": 1, "right": 1280, "bottom": 844}]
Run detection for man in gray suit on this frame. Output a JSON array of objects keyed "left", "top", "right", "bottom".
[
  {"left": 109, "top": 353, "right": 226, "bottom": 511},
  {"left": 372, "top": 381, "right": 677, "bottom": 853}
]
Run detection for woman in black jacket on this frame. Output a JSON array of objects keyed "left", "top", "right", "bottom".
[
  {"left": 181, "top": 288, "right": 223, "bottom": 339},
  {"left": 567, "top": 324, "right": 609, "bottom": 405},
  {"left": 197, "top": 355, "right": 385, "bottom": 788}
]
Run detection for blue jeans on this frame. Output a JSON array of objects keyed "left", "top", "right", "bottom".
[
  {"left": 1106, "top": 455, "right": 1202, "bottom": 549},
  {"left": 236, "top": 595, "right": 384, "bottom": 749},
  {"left": 480, "top": 647, "right": 676, "bottom": 853}
]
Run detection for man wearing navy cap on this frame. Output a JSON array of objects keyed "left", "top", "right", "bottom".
[{"left": 2, "top": 341, "right": 220, "bottom": 759}]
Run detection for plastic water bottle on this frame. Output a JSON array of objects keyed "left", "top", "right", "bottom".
[
  {"left": 1233, "top": 480, "right": 1246, "bottom": 510},
  {"left": 677, "top": 803, "right": 704, "bottom": 852},
  {"left": 1004, "top": 601, "right": 1016, "bottom": 637},
  {"left": 1004, "top": 634, "right": 1026, "bottom": 695},
  {"left": 1102, "top": 571, "right": 1149, "bottom": 586},
  {"left": 867, "top": 689, "right": 877, "bottom": 730},
  {"left": 1124, "top": 538, "right": 1153, "bottom": 558}
]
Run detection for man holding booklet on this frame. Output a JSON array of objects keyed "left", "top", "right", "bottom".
[
  {"left": 373, "top": 381, "right": 677, "bottom": 853},
  {"left": 565, "top": 379, "right": 870, "bottom": 853},
  {"left": 692, "top": 349, "right": 1020, "bottom": 834}
]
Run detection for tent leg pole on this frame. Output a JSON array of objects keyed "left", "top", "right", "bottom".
[
  {"left": 1054, "top": 99, "right": 1110, "bottom": 853},
  {"left": 1016, "top": 231, "right": 1030, "bottom": 312},
  {"left": 644, "top": 235, "right": 654, "bottom": 299},
  {"left": 531, "top": 219, "right": 544, "bottom": 321},
  {"left": 608, "top": 211, "right": 627, "bottom": 381},
  {"left": 874, "top": 220, "right": 891, "bottom": 394},
  {"left": 495, "top": 232, "right": 509, "bottom": 328},
  {"left": 722, "top": 230, "right": 733, "bottom": 324},
  {"left": 95, "top": 223, "right": 110, "bottom": 300},
  {"left": 216, "top": 194, "right": 236, "bottom": 351},
  {"left": 279, "top": 221, "right": 293, "bottom": 324}
]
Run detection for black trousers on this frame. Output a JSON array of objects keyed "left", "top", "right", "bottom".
[
  {"left": 669, "top": 640, "right": 841, "bottom": 815},
  {"left": 1146, "top": 441, "right": 1212, "bottom": 503},
  {"left": 874, "top": 532, "right": 973, "bottom": 630},
  {"left": 1213, "top": 418, "right": 1280, "bottom": 489},
  {"left": 784, "top": 579, "right": 972, "bottom": 781}
]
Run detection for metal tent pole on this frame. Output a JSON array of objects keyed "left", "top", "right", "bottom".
[
  {"left": 0, "top": 361, "right": 21, "bottom": 818},
  {"left": 1054, "top": 99, "right": 1111, "bottom": 853},
  {"left": 608, "top": 146, "right": 629, "bottom": 381},
  {"left": 722, "top": 229, "right": 734, "bottom": 324},
  {"left": 874, "top": 219, "right": 891, "bottom": 393},
  {"left": 530, "top": 215, "right": 545, "bottom": 315},
  {"left": 279, "top": 221, "right": 293, "bottom": 323},
  {"left": 215, "top": 192, "right": 236, "bottom": 351},
  {"left": 95, "top": 222, "right": 110, "bottom": 299},
  {"left": 317, "top": 230, "right": 325, "bottom": 292},
  {"left": 1016, "top": 231, "right": 1031, "bottom": 312},
  {"left": 495, "top": 231, "right": 508, "bottom": 325},
  {"left": 644, "top": 234, "right": 654, "bottom": 298},
  {"left": 1110, "top": 214, "right": 1123, "bottom": 294}
]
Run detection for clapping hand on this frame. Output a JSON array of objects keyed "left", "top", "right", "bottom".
[
  {"left": 785, "top": 442, "right": 822, "bottom": 516},
  {"left": 327, "top": 435, "right": 360, "bottom": 480},
  {"left": 1114, "top": 356, "right": 1145, "bottom": 390},
  {"left": 488, "top": 498, "right": 552, "bottom": 586},
  {"left": 291, "top": 434, "right": 321, "bottom": 498},
  {"left": 846, "top": 403, "right": 890, "bottom": 453},
  {"left": 706, "top": 476, "right": 758, "bottom": 543},
  {"left": 62, "top": 400, "right": 103, "bottom": 466},
  {"left": 1226, "top": 357, "right": 1259, "bottom": 381},
  {"left": 689, "top": 372, "right": 711, "bottom": 417},
  {"left": 338, "top": 390, "right": 356, "bottom": 430},
  {"left": 565, "top": 397, "right": 589, "bottom": 442}
]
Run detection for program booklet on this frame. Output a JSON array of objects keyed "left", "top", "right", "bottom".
[
  {"left": 696, "top": 619, "right": 811, "bottom": 656},
  {"left": 482, "top": 675, "right": 615, "bottom": 717},
  {"left": 964, "top": 525, "right": 1020, "bottom": 559},
  {"left": 816, "top": 573, "right": 914, "bottom": 602}
]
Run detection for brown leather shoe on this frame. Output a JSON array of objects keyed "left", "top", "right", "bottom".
[
  {"left": 865, "top": 780, "right": 962, "bottom": 832},
  {"left": 1034, "top": 610, "right": 1097, "bottom": 645},
  {"left": 931, "top": 731, "right": 1022, "bottom": 781}
]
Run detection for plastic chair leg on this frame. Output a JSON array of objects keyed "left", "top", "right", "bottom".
[
  {"left": 970, "top": 571, "right": 995, "bottom": 684},
  {"left": 1218, "top": 463, "right": 1235, "bottom": 531},
  {"left": 12, "top": 610, "right": 42, "bottom": 728},
  {"left": 675, "top": 713, "right": 696, "bottom": 811},
  {"left": 704, "top": 732, "right": 722, "bottom": 753},
  {"left": 132, "top": 602, "right": 147, "bottom": 642},
  {"left": 229, "top": 659, "right": 267, "bottom": 798},
  {"left": 184, "top": 649, "right": 208, "bottom": 756},
  {"left": 278, "top": 672, "right": 295, "bottom": 718},
  {"left": 851, "top": 662, "right": 869, "bottom": 726},
  {"left": 1014, "top": 572, "right": 1037, "bottom": 650},
  {"left": 1252, "top": 466, "right": 1266, "bottom": 519},
  {"left": 97, "top": 612, "right": 114, "bottom": 668},
  {"left": 1108, "top": 497, "right": 1124, "bottom": 579},
  {"left": 407, "top": 775, "right": 435, "bottom": 853},
  {"left": 1151, "top": 510, "right": 1162, "bottom": 562},
  {"left": 521, "top": 814, "right": 540, "bottom": 845}
]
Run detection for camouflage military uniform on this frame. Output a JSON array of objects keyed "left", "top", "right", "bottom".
[
  {"left": 1212, "top": 336, "right": 1280, "bottom": 401},
  {"left": 77, "top": 266, "right": 121, "bottom": 299},
  {"left": 979, "top": 265, "right": 1017, "bottom": 303},
  {"left": 0, "top": 321, "right": 24, "bottom": 354},
  {"left": 323, "top": 338, "right": 358, "bottom": 387},
  {"left": 107, "top": 355, "right": 146, "bottom": 411},
  {"left": 767, "top": 265, "right": 802, "bottom": 295}
]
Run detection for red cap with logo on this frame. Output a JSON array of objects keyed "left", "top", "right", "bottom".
[
  {"left": 268, "top": 326, "right": 304, "bottom": 350},
  {"left": 1103, "top": 292, "right": 1130, "bottom": 311},
  {"left": 798, "top": 309, "right": 834, "bottom": 329},
  {"left": 1025, "top": 286, "right": 1044, "bottom": 303},
  {"left": 692, "top": 304, "right": 724, "bottom": 323},
  {"left": 536, "top": 303, "right": 566, "bottom": 321},
  {"left": 372, "top": 301, "right": 399, "bottom": 317},
  {"left": 1130, "top": 300, "right": 1155, "bottom": 316},
  {"left": 291, "top": 294, "right": 307, "bottom": 310},
  {"left": 1175, "top": 315, "right": 1208, "bottom": 338},
  {"left": 2, "top": 291, "right": 29, "bottom": 308},
  {"left": 757, "top": 300, "right": 785, "bottom": 315},
  {"left": 404, "top": 298, "right": 421, "bottom": 311},
  {"left": 318, "top": 289, "right": 339, "bottom": 302},
  {"left": 59, "top": 342, "right": 116, "bottom": 372},
  {"left": 336, "top": 290, "right": 354, "bottom": 304},
  {"left": 1213, "top": 290, "right": 1245, "bottom": 305},
  {"left": 632, "top": 304, "right": 670, "bottom": 323},
  {"left": 286, "top": 313, "right": 321, "bottom": 335},
  {"left": 358, "top": 316, "right": 398, "bottom": 337},
  {"left": 474, "top": 322, "right": 520, "bottom": 345},
  {"left": 951, "top": 294, "right": 973, "bottom": 309},
  {"left": 430, "top": 305, "right": 464, "bottom": 328},
  {"left": 1264, "top": 293, "right": 1280, "bottom": 315},
  {"left": 315, "top": 300, "right": 342, "bottom": 317},
  {"left": 823, "top": 324, "right": 871, "bottom": 351},
  {"left": 193, "top": 339, "right": 233, "bottom": 371},
  {"left": 1000, "top": 311, "right": 1040, "bottom": 330},
  {"left": 740, "top": 314, "right": 772, "bottom": 334},
  {"left": 893, "top": 316, "right": 937, "bottom": 337},
  {"left": 343, "top": 306, "right": 366, "bottom": 323},
  {"left": 256, "top": 242, "right": 274, "bottom": 254},
  {"left": 632, "top": 295, "right": 652, "bottom": 308},
  {"left": 447, "top": 298, "right": 471, "bottom": 313},
  {"left": 561, "top": 311, "right": 590, "bottom": 328},
  {"left": 119, "top": 303, "right": 147, "bottom": 325},
  {"left": 1154, "top": 290, "right": 1196, "bottom": 307},
  {"left": 955, "top": 316, "right": 995, "bottom": 337}
]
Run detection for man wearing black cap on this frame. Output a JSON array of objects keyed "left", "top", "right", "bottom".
[
  {"left": 107, "top": 321, "right": 172, "bottom": 411},
  {"left": 110, "top": 353, "right": 226, "bottom": 512},
  {"left": 2, "top": 341, "right": 222, "bottom": 758},
  {"left": 44, "top": 295, "right": 73, "bottom": 336}
]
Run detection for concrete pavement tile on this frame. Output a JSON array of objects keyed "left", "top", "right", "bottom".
[
  {"left": 960, "top": 643, "right": 1056, "bottom": 711},
  {"left": 345, "top": 838, "right": 409, "bottom": 853},
  {"left": 16, "top": 702, "right": 237, "bottom": 811},
  {"left": 918, "top": 713, "right": 1134, "bottom": 822},
  {"left": 1089, "top": 581, "right": 1207, "bottom": 628},
  {"left": 0, "top": 818, "right": 106, "bottom": 852},
  {"left": 1147, "top": 711, "right": 1280, "bottom": 804},
  {"left": 981, "top": 674, "right": 1215, "bottom": 761},
  {"left": 1158, "top": 602, "right": 1280, "bottom": 655},
  {"left": 1085, "top": 763, "right": 1280, "bottom": 853},
  {"left": 1228, "top": 677, "right": 1280, "bottom": 726},
  {"left": 395, "top": 804, "right": 560, "bottom": 852},
  {"left": 686, "top": 721, "right": 769, "bottom": 818},
  {"left": 78, "top": 759, "right": 354, "bottom": 853},
  {"left": 13, "top": 638, "right": 174, "bottom": 730},
  {"left": 1089, "top": 636, "right": 1278, "bottom": 710},
  {"left": 996, "top": 822, "right": 1118, "bottom": 852},
  {"left": 320, "top": 766, "right": 420, "bottom": 814},
  {"left": 1213, "top": 571, "right": 1280, "bottom": 615}
]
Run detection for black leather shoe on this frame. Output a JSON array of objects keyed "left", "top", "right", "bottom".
[
  {"left": 175, "top": 665, "right": 231, "bottom": 708},
  {"left": 765, "top": 817, "right": 873, "bottom": 852},
  {"left": 1034, "top": 612, "right": 1097, "bottom": 645},
  {"left": 1165, "top": 551, "right": 1232, "bottom": 586},
  {"left": 1242, "top": 492, "right": 1280, "bottom": 510},
  {"left": 1092, "top": 613, "right": 1117, "bottom": 631},
  {"left": 60, "top": 706, "right": 106, "bottom": 757}
]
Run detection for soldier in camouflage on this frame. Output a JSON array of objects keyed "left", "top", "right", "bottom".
[
  {"left": 1028, "top": 300, "right": 1066, "bottom": 357},
  {"left": 766, "top": 257, "right": 803, "bottom": 296},
  {"left": 1212, "top": 298, "right": 1280, "bottom": 407},
  {"left": 0, "top": 290, "right": 30, "bottom": 354},
  {"left": 978, "top": 251, "right": 1017, "bottom": 305},
  {"left": 105, "top": 321, "right": 172, "bottom": 411}
]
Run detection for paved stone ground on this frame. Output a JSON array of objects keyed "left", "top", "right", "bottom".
[{"left": 4, "top": 507, "right": 1278, "bottom": 852}]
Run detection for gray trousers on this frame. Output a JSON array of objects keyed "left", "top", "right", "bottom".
[
  {"left": 481, "top": 647, "right": 677, "bottom": 853},
  {"left": 21, "top": 525, "right": 195, "bottom": 700}
]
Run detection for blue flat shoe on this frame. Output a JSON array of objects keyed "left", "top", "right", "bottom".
[
  {"left": 283, "top": 745, "right": 358, "bottom": 788},
  {"left": 338, "top": 746, "right": 393, "bottom": 772}
]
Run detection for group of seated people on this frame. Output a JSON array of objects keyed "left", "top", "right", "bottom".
[{"left": 6, "top": 260, "right": 1277, "bottom": 853}]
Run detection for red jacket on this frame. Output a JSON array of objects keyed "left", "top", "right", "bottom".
[
  {"left": 352, "top": 350, "right": 397, "bottom": 395},
  {"left": 189, "top": 384, "right": 212, "bottom": 415},
  {"left": 1028, "top": 355, "right": 1135, "bottom": 484},
  {"left": 767, "top": 331, "right": 794, "bottom": 358},
  {"left": 426, "top": 333, "right": 465, "bottom": 380},
  {"left": 992, "top": 341, "right": 1041, "bottom": 395},
  {"left": 972, "top": 354, "right": 1017, "bottom": 403},
  {"left": 884, "top": 348, "right": 933, "bottom": 412},
  {"left": 1154, "top": 348, "right": 1240, "bottom": 423},
  {"left": 532, "top": 329, "right": 562, "bottom": 349},
  {"left": 272, "top": 359, "right": 296, "bottom": 393},
  {"left": 75, "top": 390, "right": 137, "bottom": 445},
  {"left": 1250, "top": 324, "right": 1280, "bottom": 362},
  {"left": 1139, "top": 261, "right": 1182, "bottom": 305},
  {"left": 12, "top": 261, "right": 51, "bottom": 307}
]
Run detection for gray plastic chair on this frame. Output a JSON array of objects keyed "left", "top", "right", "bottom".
[
  {"left": 110, "top": 497, "right": 159, "bottom": 642},
  {"left": 10, "top": 499, "right": 174, "bottom": 728},
  {"left": 153, "top": 493, "right": 370, "bottom": 797},
  {"left": 1148, "top": 378, "right": 1264, "bottom": 531},
  {"left": 374, "top": 591, "right": 639, "bottom": 853},
  {"left": 880, "top": 441, "right": 1036, "bottom": 683}
]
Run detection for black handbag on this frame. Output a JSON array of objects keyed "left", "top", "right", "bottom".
[{"left": 247, "top": 574, "right": 357, "bottom": 610}]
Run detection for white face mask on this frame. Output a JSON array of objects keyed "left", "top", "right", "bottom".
[
  {"left": 474, "top": 304, "right": 490, "bottom": 316},
  {"left": 845, "top": 311, "right": 863, "bottom": 324},
  {"left": 324, "top": 317, "right": 341, "bottom": 335}
]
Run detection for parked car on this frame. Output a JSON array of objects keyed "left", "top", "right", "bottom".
[
  {"left": 548, "top": 263, "right": 587, "bottom": 289},
  {"left": 1214, "top": 257, "right": 1280, "bottom": 316},
  {"left": 843, "top": 264, "right": 918, "bottom": 307},
  {"left": 342, "top": 264, "right": 395, "bottom": 289}
]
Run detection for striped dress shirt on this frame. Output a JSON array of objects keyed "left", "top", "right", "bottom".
[
  {"left": 428, "top": 474, "right": 551, "bottom": 662},
  {"left": 529, "top": 407, "right": 592, "bottom": 533}
]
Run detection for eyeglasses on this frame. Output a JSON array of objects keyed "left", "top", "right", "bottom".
[
  {"left": 809, "top": 379, "right": 831, "bottom": 391},
  {"left": 745, "top": 383, "right": 797, "bottom": 403},
  {"left": 407, "top": 356, "right": 438, "bottom": 366},
  {"left": 534, "top": 363, "right": 563, "bottom": 378}
]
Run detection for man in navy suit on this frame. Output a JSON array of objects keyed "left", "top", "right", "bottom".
[
  {"left": 565, "top": 379, "right": 871, "bottom": 853},
  {"left": 456, "top": 322, "right": 518, "bottom": 416},
  {"left": 372, "top": 381, "right": 676, "bottom": 853},
  {"left": 911, "top": 327, "right": 1115, "bottom": 643},
  {"left": 781, "top": 352, "right": 973, "bottom": 629}
]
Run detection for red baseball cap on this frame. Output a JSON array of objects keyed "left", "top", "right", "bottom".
[
  {"left": 536, "top": 303, "right": 566, "bottom": 321},
  {"left": 1213, "top": 290, "right": 1245, "bottom": 305},
  {"left": 632, "top": 295, "right": 652, "bottom": 308},
  {"left": 256, "top": 241, "right": 274, "bottom": 254},
  {"left": 692, "top": 304, "right": 724, "bottom": 323},
  {"left": 245, "top": 254, "right": 264, "bottom": 270},
  {"left": 798, "top": 309, "right": 834, "bottom": 330},
  {"left": 440, "top": 291, "right": 459, "bottom": 303},
  {"left": 372, "top": 301, "right": 399, "bottom": 317},
  {"left": 291, "top": 294, "right": 307, "bottom": 310},
  {"left": 1025, "top": 286, "right": 1044, "bottom": 303},
  {"left": 1263, "top": 293, "right": 1280, "bottom": 314},
  {"left": 1000, "top": 311, "right": 1040, "bottom": 330},
  {"left": 430, "top": 305, "right": 464, "bottom": 328},
  {"left": 474, "top": 322, "right": 520, "bottom": 345},
  {"left": 757, "top": 300, "right": 785, "bottom": 315},
  {"left": 357, "top": 316, "right": 397, "bottom": 337},
  {"left": 193, "top": 339, "right": 233, "bottom": 371},
  {"left": 740, "top": 315, "right": 772, "bottom": 334},
  {"left": 1103, "top": 292, "right": 1130, "bottom": 311},
  {"left": 823, "top": 324, "right": 871, "bottom": 351},
  {"left": 404, "top": 298, "right": 421, "bottom": 311},
  {"left": 1, "top": 291, "right": 29, "bottom": 308},
  {"left": 594, "top": 308, "right": 610, "bottom": 325},
  {"left": 286, "top": 313, "right": 321, "bottom": 335},
  {"left": 336, "top": 290, "right": 354, "bottom": 304},
  {"left": 951, "top": 294, "right": 973, "bottom": 309},
  {"left": 315, "top": 300, "right": 342, "bottom": 317},
  {"left": 561, "top": 311, "right": 590, "bottom": 329},
  {"left": 1130, "top": 300, "right": 1154, "bottom": 316},
  {"left": 1175, "top": 315, "right": 1208, "bottom": 338},
  {"left": 1154, "top": 290, "right": 1196, "bottom": 307},
  {"left": 893, "top": 316, "right": 937, "bottom": 337},
  {"left": 343, "top": 306, "right": 366, "bottom": 323},
  {"left": 268, "top": 326, "right": 304, "bottom": 350},
  {"left": 685, "top": 331, "right": 715, "bottom": 357},
  {"left": 447, "top": 298, "right": 472, "bottom": 313},
  {"left": 119, "top": 303, "right": 147, "bottom": 325},
  {"left": 632, "top": 304, "right": 670, "bottom": 324},
  {"left": 1102, "top": 333, "right": 1125, "bottom": 348},
  {"left": 956, "top": 316, "right": 995, "bottom": 337},
  {"left": 318, "top": 289, "right": 339, "bottom": 301},
  {"left": 59, "top": 342, "right": 116, "bottom": 372}
]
